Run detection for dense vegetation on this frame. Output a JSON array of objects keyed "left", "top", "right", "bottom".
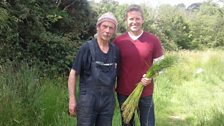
[
  {"left": 1, "top": 0, "right": 224, "bottom": 125},
  {"left": 0, "top": 0, "right": 96, "bottom": 76},
  {"left": 1, "top": 0, "right": 224, "bottom": 75}
]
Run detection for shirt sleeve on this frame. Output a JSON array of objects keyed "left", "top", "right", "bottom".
[
  {"left": 153, "top": 36, "right": 164, "bottom": 59},
  {"left": 72, "top": 43, "right": 91, "bottom": 74}
]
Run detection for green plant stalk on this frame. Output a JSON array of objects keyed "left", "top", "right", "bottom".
[{"left": 121, "top": 56, "right": 177, "bottom": 124}]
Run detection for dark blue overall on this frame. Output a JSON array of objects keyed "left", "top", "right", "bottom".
[{"left": 76, "top": 40, "right": 117, "bottom": 126}]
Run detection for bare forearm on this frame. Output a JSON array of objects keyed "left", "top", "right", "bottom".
[
  {"left": 68, "top": 69, "right": 77, "bottom": 100},
  {"left": 68, "top": 69, "right": 77, "bottom": 116},
  {"left": 153, "top": 55, "right": 164, "bottom": 64}
]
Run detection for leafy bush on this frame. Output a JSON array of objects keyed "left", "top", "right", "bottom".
[{"left": 0, "top": 0, "right": 96, "bottom": 76}]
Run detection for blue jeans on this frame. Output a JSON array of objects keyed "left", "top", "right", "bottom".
[{"left": 118, "top": 94, "right": 155, "bottom": 126}]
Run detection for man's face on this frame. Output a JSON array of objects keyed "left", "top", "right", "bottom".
[
  {"left": 126, "top": 11, "right": 144, "bottom": 33},
  {"left": 97, "top": 21, "right": 116, "bottom": 41}
]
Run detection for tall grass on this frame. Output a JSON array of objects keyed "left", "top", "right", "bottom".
[
  {"left": 154, "top": 50, "right": 224, "bottom": 126},
  {"left": 0, "top": 64, "right": 75, "bottom": 126},
  {"left": 0, "top": 50, "right": 223, "bottom": 126}
]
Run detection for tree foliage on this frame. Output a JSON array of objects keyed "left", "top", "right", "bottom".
[
  {"left": 0, "top": 0, "right": 96, "bottom": 76},
  {"left": 1, "top": 0, "right": 224, "bottom": 76}
]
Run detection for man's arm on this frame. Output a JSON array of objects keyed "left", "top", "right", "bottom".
[
  {"left": 153, "top": 55, "right": 164, "bottom": 63},
  {"left": 141, "top": 55, "right": 164, "bottom": 86},
  {"left": 68, "top": 69, "right": 77, "bottom": 116}
]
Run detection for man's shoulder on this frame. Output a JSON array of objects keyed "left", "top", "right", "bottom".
[
  {"left": 113, "top": 32, "right": 128, "bottom": 44},
  {"left": 143, "top": 31, "right": 157, "bottom": 37},
  {"left": 79, "top": 42, "right": 89, "bottom": 51},
  {"left": 143, "top": 31, "right": 160, "bottom": 42},
  {"left": 78, "top": 40, "right": 95, "bottom": 54},
  {"left": 81, "top": 39, "right": 97, "bottom": 49}
]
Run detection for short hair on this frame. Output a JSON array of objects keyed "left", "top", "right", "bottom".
[{"left": 125, "top": 4, "right": 144, "bottom": 19}]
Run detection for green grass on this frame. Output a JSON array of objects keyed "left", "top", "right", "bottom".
[
  {"left": 154, "top": 50, "right": 224, "bottom": 126},
  {"left": 0, "top": 64, "right": 75, "bottom": 126},
  {"left": 0, "top": 50, "right": 224, "bottom": 126}
]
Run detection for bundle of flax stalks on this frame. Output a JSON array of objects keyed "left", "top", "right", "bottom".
[{"left": 121, "top": 55, "right": 177, "bottom": 124}]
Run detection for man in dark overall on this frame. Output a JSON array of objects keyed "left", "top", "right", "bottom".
[{"left": 68, "top": 12, "right": 119, "bottom": 126}]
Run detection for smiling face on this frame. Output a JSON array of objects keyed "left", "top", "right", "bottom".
[
  {"left": 97, "top": 21, "right": 116, "bottom": 42},
  {"left": 126, "top": 10, "right": 144, "bottom": 36}
]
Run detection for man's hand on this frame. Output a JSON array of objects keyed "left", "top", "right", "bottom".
[
  {"left": 140, "top": 74, "right": 152, "bottom": 86},
  {"left": 68, "top": 98, "right": 77, "bottom": 117}
]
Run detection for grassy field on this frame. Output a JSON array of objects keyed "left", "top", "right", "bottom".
[
  {"left": 0, "top": 50, "right": 224, "bottom": 126},
  {"left": 154, "top": 50, "right": 224, "bottom": 126}
]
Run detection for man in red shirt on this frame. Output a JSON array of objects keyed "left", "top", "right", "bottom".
[{"left": 113, "top": 4, "right": 164, "bottom": 126}]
